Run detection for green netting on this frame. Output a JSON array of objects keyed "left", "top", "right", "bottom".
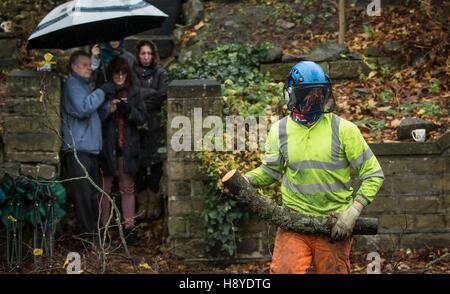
[
  {"left": 0, "top": 188, "right": 6, "bottom": 218},
  {"left": 0, "top": 174, "right": 67, "bottom": 228},
  {"left": 0, "top": 188, "right": 5, "bottom": 204}
]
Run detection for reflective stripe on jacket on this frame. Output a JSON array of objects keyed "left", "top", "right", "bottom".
[{"left": 246, "top": 113, "right": 384, "bottom": 217}]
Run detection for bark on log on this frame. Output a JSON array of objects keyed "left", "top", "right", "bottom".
[{"left": 221, "top": 169, "right": 378, "bottom": 235}]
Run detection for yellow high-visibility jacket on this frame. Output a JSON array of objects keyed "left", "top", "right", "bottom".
[{"left": 246, "top": 113, "right": 384, "bottom": 217}]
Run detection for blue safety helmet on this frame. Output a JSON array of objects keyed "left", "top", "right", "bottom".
[{"left": 284, "top": 61, "right": 334, "bottom": 122}]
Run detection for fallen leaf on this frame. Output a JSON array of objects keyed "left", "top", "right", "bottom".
[
  {"left": 33, "top": 248, "right": 43, "bottom": 256},
  {"left": 368, "top": 71, "right": 377, "bottom": 79},
  {"left": 194, "top": 21, "right": 205, "bottom": 31},
  {"left": 367, "top": 98, "right": 377, "bottom": 108},
  {"left": 390, "top": 118, "right": 401, "bottom": 128},
  {"left": 7, "top": 215, "right": 17, "bottom": 223},
  {"left": 378, "top": 106, "right": 392, "bottom": 112},
  {"left": 139, "top": 262, "right": 151, "bottom": 270}
]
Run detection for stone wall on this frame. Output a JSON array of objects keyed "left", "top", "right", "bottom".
[
  {"left": 355, "top": 137, "right": 450, "bottom": 251},
  {"left": 0, "top": 70, "right": 61, "bottom": 179},
  {"left": 0, "top": 33, "right": 19, "bottom": 68},
  {"left": 260, "top": 42, "right": 404, "bottom": 82},
  {"left": 261, "top": 57, "right": 389, "bottom": 82},
  {"left": 166, "top": 80, "right": 449, "bottom": 262}
]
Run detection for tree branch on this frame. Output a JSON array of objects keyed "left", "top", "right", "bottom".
[{"left": 221, "top": 170, "right": 378, "bottom": 235}]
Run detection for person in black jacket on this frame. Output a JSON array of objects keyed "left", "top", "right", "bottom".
[
  {"left": 133, "top": 40, "right": 168, "bottom": 220},
  {"left": 98, "top": 57, "right": 146, "bottom": 245},
  {"left": 91, "top": 40, "right": 136, "bottom": 86}
]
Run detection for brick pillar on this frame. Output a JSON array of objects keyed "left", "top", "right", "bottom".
[
  {"left": 1, "top": 70, "right": 61, "bottom": 179},
  {"left": 166, "top": 80, "right": 274, "bottom": 262},
  {"left": 0, "top": 32, "right": 19, "bottom": 67},
  {"left": 166, "top": 80, "right": 222, "bottom": 260}
]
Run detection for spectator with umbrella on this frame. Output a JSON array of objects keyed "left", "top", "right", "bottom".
[
  {"left": 26, "top": 0, "right": 167, "bottom": 242},
  {"left": 91, "top": 40, "right": 136, "bottom": 85}
]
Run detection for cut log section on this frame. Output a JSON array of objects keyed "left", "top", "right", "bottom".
[{"left": 221, "top": 169, "right": 378, "bottom": 235}]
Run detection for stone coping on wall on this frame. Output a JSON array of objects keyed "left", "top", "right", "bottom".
[
  {"left": 6, "top": 70, "right": 61, "bottom": 98},
  {"left": 260, "top": 56, "right": 403, "bottom": 82},
  {"left": 8, "top": 69, "right": 46, "bottom": 77},
  {"left": 0, "top": 32, "right": 19, "bottom": 39},
  {"left": 370, "top": 132, "right": 450, "bottom": 156},
  {"left": 168, "top": 80, "right": 222, "bottom": 98}
]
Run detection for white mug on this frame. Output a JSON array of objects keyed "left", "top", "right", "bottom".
[
  {"left": 1, "top": 21, "right": 13, "bottom": 33},
  {"left": 411, "top": 129, "right": 426, "bottom": 142}
]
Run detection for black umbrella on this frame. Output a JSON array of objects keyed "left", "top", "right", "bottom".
[{"left": 27, "top": 0, "right": 168, "bottom": 50}]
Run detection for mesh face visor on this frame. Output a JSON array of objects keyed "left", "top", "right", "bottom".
[{"left": 287, "top": 84, "right": 334, "bottom": 114}]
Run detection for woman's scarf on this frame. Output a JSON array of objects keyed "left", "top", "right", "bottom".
[
  {"left": 101, "top": 40, "right": 126, "bottom": 67},
  {"left": 114, "top": 85, "right": 128, "bottom": 152}
]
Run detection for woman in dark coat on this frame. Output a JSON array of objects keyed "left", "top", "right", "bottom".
[
  {"left": 98, "top": 57, "right": 146, "bottom": 245},
  {"left": 133, "top": 40, "right": 168, "bottom": 220}
]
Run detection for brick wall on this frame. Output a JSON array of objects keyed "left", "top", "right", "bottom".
[
  {"left": 0, "top": 70, "right": 61, "bottom": 179},
  {"left": 0, "top": 32, "right": 19, "bottom": 68},
  {"left": 260, "top": 56, "right": 401, "bottom": 82},
  {"left": 354, "top": 139, "right": 450, "bottom": 251}
]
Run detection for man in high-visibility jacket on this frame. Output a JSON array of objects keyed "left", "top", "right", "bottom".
[{"left": 245, "top": 61, "right": 384, "bottom": 274}]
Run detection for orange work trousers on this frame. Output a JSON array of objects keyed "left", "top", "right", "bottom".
[{"left": 270, "top": 228, "right": 352, "bottom": 274}]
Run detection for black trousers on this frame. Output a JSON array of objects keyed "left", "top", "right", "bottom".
[
  {"left": 135, "top": 162, "right": 163, "bottom": 193},
  {"left": 61, "top": 151, "right": 100, "bottom": 236}
]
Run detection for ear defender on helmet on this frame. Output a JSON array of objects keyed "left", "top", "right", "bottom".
[{"left": 284, "top": 87, "right": 291, "bottom": 102}]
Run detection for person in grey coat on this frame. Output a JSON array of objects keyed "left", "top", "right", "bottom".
[{"left": 60, "top": 50, "right": 113, "bottom": 237}]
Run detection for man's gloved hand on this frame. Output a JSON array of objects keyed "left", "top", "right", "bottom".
[
  {"left": 117, "top": 99, "right": 131, "bottom": 115},
  {"left": 330, "top": 204, "right": 362, "bottom": 240},
  {"left": 99, "top": 82, "right": 116, "bottom": 96}
]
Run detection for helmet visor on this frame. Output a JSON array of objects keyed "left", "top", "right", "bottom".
[{"left": 289, "top": 85, "right": 332, "bottom": 114}]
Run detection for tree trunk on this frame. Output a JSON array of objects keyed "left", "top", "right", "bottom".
[
  {"left": 338, "top": 0, "right": 346, "bottom": 44},
  {"left": 222, "top": 170, "right": 378, "bottom": 235}
]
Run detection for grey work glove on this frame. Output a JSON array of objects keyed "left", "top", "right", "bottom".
[{"left": 330, "top": 204, "right": 361, "bottom": 240}]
